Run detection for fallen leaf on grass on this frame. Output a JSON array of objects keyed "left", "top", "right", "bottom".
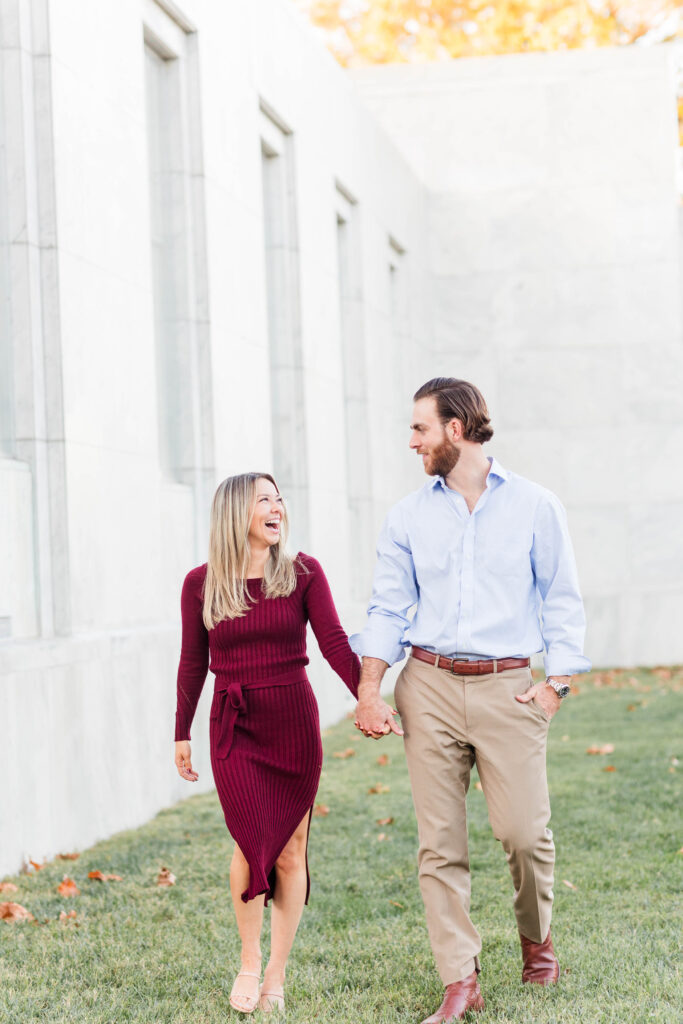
[
  {"left": 367, "top": 784, "right": 390, "bottom": 794},
  {"left": 333, "top": 748, "right": 355, "bottom": 759},
  {"left": 586, "top": 744, "right": 615, "bottom": 755},
  {"left": 562, "top": 879, "right": 578, "bottom": 890},
  {"left": 376, "top": 754, "right": 390, "bottom": 766},
  {"left": 0, "top": 902, "right": 34, "bottom": 922},
  {"left": 474, "top": 781, "right": 483, "bottom": 791},
  {"left": 57, "top": 877, "right": 80, "bottom": 898},
  {"left": 603, "top": 765, "right": 617, "bottom": 772},
  {"left": 376, "top": 817, "right": 394, "bottom": 826},
  {"left": 626, "top": 704, "right": 637, "bottom": 712},
  {"left": 24, "top": 860, "right": 46, "bottom": 873},
  {"left": 389, "top": 900, "right": 404, "bottom": 908},
  {"left": 59, "top": 910, "right": 78, "bottom": 921},
  {"left": 678, "top": 847, "right": 683, "bottom": 855},
  {"left": 313, "top": 804, "right": 330, "bottom": 817},
  {"left": 88, "top": 871, "right": 122, "bottom": 882},
  {"left": 377, "top": 833, "right": 388, "bottom": 841},
  {"left": 0, "top": 883, "right": 18, "bottom": 894},
  {"left": 653, "top": 667, "right": 672, "bottom": 680},
  {"left": 57, "top": 853, "right": 80, "bottom": 861},
  {"left": 156, "top": 867, "right": 176, "bottom": 887},
  {"left": 561, "top": 735, "right": 570, "bottom": 742}
]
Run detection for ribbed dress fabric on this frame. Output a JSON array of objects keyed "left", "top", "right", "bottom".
[{"left": 175, "top": 552, "right": 360, "bottom": 904}]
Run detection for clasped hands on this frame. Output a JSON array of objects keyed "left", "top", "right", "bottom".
[{"left": 354, "top": 697, "right": 404, "bottom": 740}]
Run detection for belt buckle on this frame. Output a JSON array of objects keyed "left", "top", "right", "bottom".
[{"left": 450, "top": 659, "right": 467, "bottom": 675}]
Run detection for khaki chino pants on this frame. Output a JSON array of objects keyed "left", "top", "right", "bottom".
[{"left": 394, "top": 657, "right": 554, "bottom": 985}]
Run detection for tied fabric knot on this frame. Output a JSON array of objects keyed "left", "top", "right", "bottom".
[{"left": 212, "top": 681, "right": 245, "bottom": 759}]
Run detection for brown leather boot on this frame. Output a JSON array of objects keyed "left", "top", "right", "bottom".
[
  {"left": 419, "top": 971, "right": 485, "bottom": 1023},
  {"left": 520, "top": 928, "right": 560, "bottom": 985}
]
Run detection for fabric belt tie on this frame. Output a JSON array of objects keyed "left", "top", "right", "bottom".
[
  {"left": 212, "top": 681, "right": 246, "bottom": 759},
  {"left": 410, "top": 646, "right": 530, "bottom": 676},
  {"left": 211, "top": 673, "right": 308, "bottom": 759}
]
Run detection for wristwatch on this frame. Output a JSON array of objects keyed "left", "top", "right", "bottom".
[{"left": 546, "top": 677, "right": 571, "bottom": 699}]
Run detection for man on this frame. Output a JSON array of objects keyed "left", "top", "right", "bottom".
[{"left": 352, "top": 378, "right": 590, "bottom": 1022}]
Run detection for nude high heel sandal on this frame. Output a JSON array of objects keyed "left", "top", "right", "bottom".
[{"left": 229, "top": 970, "right": 262, "bottom": 1014}]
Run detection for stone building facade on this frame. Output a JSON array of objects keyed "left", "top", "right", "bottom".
[{"left": 1, "top": 0, "right": 681, "bottom": 874}]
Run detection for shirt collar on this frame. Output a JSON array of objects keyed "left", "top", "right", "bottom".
[{"left": 429, "top": 456, "right": 509, "bottom": 492}]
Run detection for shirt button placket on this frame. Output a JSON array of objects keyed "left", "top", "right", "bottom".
[{"left": 458, "top": 518, "right": 475, "bottom": 654}]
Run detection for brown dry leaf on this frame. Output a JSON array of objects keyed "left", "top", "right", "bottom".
[
  {"left": 389, "top": 900, "right": 404, "bottom": 908},
  {"left": 603, "top": 765, "right": 617, "bottom": 772},
  {"left": 333, "top": 748, "right": 355, "bottom": 759},
  {"left": 376, "top": 754, "right": 390, "bottom": 766},
  {"left": 59, "top": 910, "right": 77, "bottom": 921},
  {"left": 377, "top": 833, "right": 387, "bottom": 841},
  {"left": 626, "top": 704, "right": 637, "bottom": 711},
  {"left": 313, "top": 804, "right": 330, "bottom": 817},
  {"left": 56, "top": 853, "right": 80, "bottom": 861},
  {"left": 0, "top": 883, "right": 19, "bottom": 894},
  {"left": 88, "top": 871, "right": 122, "bottom": 882},
  {"left": 367, "top": 784, "right": 390, "bottom": 794},
  {"left": 678, "top": 847, "right": 683, "bottom": 855},
  {"left": 57, "top": 877, "right": 80, "bottom": 898},
  {"left": 29, "top": 860, "right": 46, "bottom": 872},
  {"left": 474, "top": 781, "right": 483, "bottom": 791},
  {"left": 0, "top": 902, "right": 34, "bottom": 923},
  {"left": 376, "top": 817, "right": 394, "bottom": 826},
  {"left": 156, "top": 867, "right": 176, "bottom": 887},
  {"left": 586, "top": 744, "right": 615, "bottom": 755},
  {"left": 562, "top": 879, "right": 578, "bottom": 890}
]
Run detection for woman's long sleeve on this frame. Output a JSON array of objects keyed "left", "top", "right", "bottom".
[
  {"left": 175, "top": 569, "right": 210, "bottom": 741},
  {"left": 302, "top": 556, "right": 360, "bottom": 698}
]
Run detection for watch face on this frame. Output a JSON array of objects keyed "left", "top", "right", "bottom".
[{"left": 557, "top": 683, "right": 570, "bottom": 698}]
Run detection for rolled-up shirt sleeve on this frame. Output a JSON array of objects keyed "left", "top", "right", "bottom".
[
  {"left": 531, "top": 493, "right": 591, "bottom": 677},
  {"left": 350, "top": 505, "right": 418, "bottom": 666}
]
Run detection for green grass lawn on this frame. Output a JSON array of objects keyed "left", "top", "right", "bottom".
[{"left": 1, "top": 668, "right": 681, "bottom": 1023}]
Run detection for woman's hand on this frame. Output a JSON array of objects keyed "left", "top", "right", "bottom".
[{"left": 175, "top": 740, "right": 199, "bottom": 782}]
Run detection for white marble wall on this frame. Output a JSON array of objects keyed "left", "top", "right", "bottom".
[
  {"left": 0, "top": 0, "right": 427, "bottom": 876},
  {"left": 351, "top": 45, "right": 683, "bottom": 669}
]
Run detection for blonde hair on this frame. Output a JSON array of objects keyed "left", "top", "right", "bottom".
[{"left": 202, "top": 473, "right": 299, "bottom": 628}]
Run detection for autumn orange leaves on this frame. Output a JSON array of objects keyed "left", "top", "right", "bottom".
[
  {"left": 0, "top": 854, "right": 176, "bottom": 927},
  {"left": 295, "top": 1, "right": 682, "bottom": 68}
]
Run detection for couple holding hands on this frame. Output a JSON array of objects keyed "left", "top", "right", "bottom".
[{"left": 174, "top": 377, "right": 589, "bottom": 1021}]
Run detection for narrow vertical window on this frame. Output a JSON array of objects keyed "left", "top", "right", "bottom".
[
  {"left": 260, "top": 107, "right": 309, "bottom": 550},
  {"left": 336, "top": 185, "right": 373, "bottom": 600},
  {"left": 144, "top": 40, "right": 194, "bottom": 480}
]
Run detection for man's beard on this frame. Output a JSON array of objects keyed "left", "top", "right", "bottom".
[{"left": 424, "top": 436, "right": 460, "bottom": 477}]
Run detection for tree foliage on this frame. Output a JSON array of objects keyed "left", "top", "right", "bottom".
[{"left": 292, "top": 1, "right": 682, "bottom": 67}]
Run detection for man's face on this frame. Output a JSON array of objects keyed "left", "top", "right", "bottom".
[{"left": 409, "top": 397, "right": 460, "bottom": 477}]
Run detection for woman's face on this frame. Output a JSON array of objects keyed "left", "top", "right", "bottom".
[{"left": 247, "top": 478, "right": 285, "bottom": 550}]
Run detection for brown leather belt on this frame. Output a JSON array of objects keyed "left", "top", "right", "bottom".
[{"left": 411, "top": 646, "right": 530, "bottom": 676}]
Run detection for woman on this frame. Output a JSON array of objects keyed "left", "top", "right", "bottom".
[{"left": 174, "top": 472, "right": 359, "bottom": 1014}]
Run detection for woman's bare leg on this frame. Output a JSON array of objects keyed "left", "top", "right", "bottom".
[
  {"left": 261, "top": 812, "right": 310, "bottom": 1004},
  {"left": 229, "top": 843, "right": 265, "bottom": 1010}
]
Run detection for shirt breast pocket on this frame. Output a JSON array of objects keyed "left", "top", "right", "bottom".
[{"left": 479, "top": 531, "right": 531, "bottom": 578}]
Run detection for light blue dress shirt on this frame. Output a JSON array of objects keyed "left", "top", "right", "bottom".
[{"left": 350, "top": 457, "right": 591, "bottom": 677}]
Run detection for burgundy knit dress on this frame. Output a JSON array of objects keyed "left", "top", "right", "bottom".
[{"left": 175, "top": 553, "right": 360, "bottom": 904}]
